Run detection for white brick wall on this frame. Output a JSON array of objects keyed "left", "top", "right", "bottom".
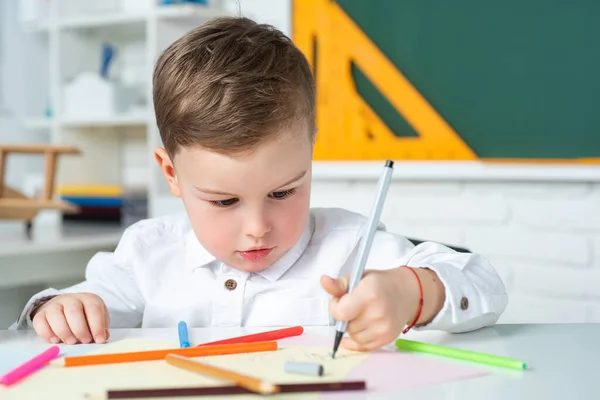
[{"left": 310, "top": 180, "right": 600, "bottom": 323}]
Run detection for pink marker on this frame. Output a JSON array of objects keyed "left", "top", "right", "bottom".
[{"left": 0, "top": 346, "right": 60, "bottom": 386}]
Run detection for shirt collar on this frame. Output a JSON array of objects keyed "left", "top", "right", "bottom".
[
  {"left": 184, "top": 214, "right": 315, "bottom": 281},
  {"left": 184, "top": 230, "right": 219, "bottom": 271}
]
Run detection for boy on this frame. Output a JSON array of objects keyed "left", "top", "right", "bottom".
[{"left": 11, "top": 17, "right": 507, "bottom": 351}]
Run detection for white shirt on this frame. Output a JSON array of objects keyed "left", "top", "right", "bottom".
[{"left": 12, "top": 208, "right": 507, "bottom": 332}]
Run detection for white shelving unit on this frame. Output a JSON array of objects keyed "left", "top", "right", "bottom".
[{"left": 19, "top": 0, "right": 232, "bottom": 219}]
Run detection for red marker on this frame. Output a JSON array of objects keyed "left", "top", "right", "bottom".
[{"left": 197, "top": 326, "right": 304, "bottom": 347}]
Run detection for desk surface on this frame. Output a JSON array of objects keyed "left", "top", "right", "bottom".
[{"left": 0, "top": 324, "right": 595, "bottom": 399}]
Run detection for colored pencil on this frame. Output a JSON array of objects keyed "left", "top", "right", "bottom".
[
  {"left": 0, "top": 346, "right": 60, "bottom": 386},
  {"left": 197, "top": 326, "right": 304, "bottom": 347},
  {"left": 178, "top": 321, "right": 190, "bottom": 348},
  {"left": 166, "top": 354, "right": 279, "bottom": 395},
  {"left": 395, "top": 338, "right": 527, "bottom": 370},
  {"left": 85, "top": 381, "right": 366, "bottom": 399},
  {"left": 50, "top": 341, "right": 277, "bottom": 368}
]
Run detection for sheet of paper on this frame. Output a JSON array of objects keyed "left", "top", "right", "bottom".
[
  {"left": 280, "top": 334, "right": 488, "bottom": 397},
  {"left": 3, "top": 339, "right": 369, "bottom": 400}
]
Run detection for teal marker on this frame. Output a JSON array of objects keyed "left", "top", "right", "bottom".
[{"left": 178, "top": 321, "right": 190, "bottom": 348}]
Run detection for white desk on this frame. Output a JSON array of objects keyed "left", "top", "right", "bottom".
[{"left": 0, "top": 324, "right": 595, "bottom": 399}]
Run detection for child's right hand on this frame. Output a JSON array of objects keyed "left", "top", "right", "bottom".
[{"left": 31, "top": 293, "right": 110, "bottom": 345}]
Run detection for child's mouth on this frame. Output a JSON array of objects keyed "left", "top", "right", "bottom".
[{"left": 237, "top": 247, "right": 273, "bottom": 261}]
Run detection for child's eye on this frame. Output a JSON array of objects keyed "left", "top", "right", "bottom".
[
  {"left": 270, "top": 188, "right": 296, "bottom": 200},
  {"left": 209, "top": 198, "right": 239, "bottom": 207}
]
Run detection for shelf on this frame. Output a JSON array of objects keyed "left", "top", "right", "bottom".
[
  {"left": 21, "top": 5, "right": 226, "bottom": 32},
  {"left": 21, "top": 19, "right": 51, "bottom": 34},
  {"left": 59, "top": 13, "right": 147, "bottom": 29},
  {"left": 58, "top": 114, "right": 149, "bottom": 128},
  {"left": 0, "top": 222, "right": 123, "bottom": 258},
  {"left": 23, "top": 118, "right": 53, "bottom": 130}
]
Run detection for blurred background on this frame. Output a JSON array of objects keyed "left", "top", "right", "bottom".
[{"left": 0, "top": 0, "right": 599, "bottom": 328}]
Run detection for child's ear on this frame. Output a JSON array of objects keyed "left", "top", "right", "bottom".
[{"left": 154, "top": 147, "right": 181, "bottom": 198}]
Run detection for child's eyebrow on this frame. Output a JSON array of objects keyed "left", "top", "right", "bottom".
[
  {"left": 273, "top": 170, "right": 307, "bottom": 190},
  {"left": 194, "top": 187, "right": 237, "bottom": 196},
  {"left": 195, "top": 170, "right": 307, "bottom": 197}
]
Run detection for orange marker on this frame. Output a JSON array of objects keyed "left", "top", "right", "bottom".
[
  {"left": 197, "top": 326, "right": 303, "bottom": 347},
  {"left": 50, "top": 341, "right": 277, "bottom": 368}
]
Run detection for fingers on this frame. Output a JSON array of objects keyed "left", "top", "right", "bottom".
[
  {"left": 346, "top": 314, "right": 370, "bottom": 335},
  {"left": 45, "top": 304, "right": 77, "bottom": 345},
  {"left": 343, "top": 317, "right": 385, "bottom": 352},
  {"left": 64, "top": 299, "right": 93, "bottom": 344},
  {"left": 31, "top": 294, "right": 111, "bottom": 345},
  {"left": 345, "top": 318, "right": 399, "bottom": 352},
  {"left": 32, "top": 312, "right": 60, "bottom": 344},
  {"left": 328, "top": 270, "right": 406, "bottom": 353},
  {"left": 341, "top": 336, "right": 380, "bottom": 352},
  {"left": 344, "top": 322, "right": 394, "bottom": 351},
  {"left": 347, "top": 328, "right": 379, "bottom": 347},
  {"left": 320, "top": 275, "right": 349, "bottom": 298},
  {"left": 328, "top": 287, "right": 370, "bottom": 323},
  {"left": 82, "top": 298, "right": 109, "bottom": 344},
  {"left": 104, "top": 306, "right": 111, "bottom": 341}
]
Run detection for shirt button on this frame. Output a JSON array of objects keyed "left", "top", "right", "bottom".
[
  {"left": 224, "top": 279, "right": 237, "bottom": 291},
  {"left": 460, "top": 296, "right": 469, "bottom": 310}
]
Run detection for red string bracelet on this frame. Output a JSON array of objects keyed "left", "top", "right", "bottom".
[{"left": 402, "top": 267, "right": 424, "bottom": 334}]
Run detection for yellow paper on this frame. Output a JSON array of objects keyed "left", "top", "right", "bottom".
[{"left": 3, "top": 339, "right": 369, "bottom": 400}]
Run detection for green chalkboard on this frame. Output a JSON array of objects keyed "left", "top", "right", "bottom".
[{"left": 337, "top": 0, "right": 600, "bottom": 159}]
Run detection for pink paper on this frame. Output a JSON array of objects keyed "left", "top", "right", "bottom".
[{"left": 279, "top": 334, "right": 488, "bottom": 397}]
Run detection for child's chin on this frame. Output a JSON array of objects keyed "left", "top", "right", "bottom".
[
  {"left": 230, "top": 257, "right": 273, "bottom": 273},
  {"left": 233, "top": 262, "right": 271, "bottom": 273}
]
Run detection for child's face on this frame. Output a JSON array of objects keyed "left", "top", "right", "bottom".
[{"left": 156, "top": 124, "right": 313, "bottom": 273}]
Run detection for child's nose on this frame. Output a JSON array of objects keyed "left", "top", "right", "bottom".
[{"left": 244, "top": 211, "right": 272, "bottom": 238}]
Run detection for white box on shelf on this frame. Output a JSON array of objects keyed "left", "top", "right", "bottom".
[
  {"left": 63, "top": 73, "right": 116, "bottom": 117},
  {"left": 63, "top": 72, "right": 136, "bottom": 118}
]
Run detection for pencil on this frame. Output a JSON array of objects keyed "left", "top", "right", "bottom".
[
  {"left": 50, "top": 341, "right": 277, "bottom": 368},
  {"left": 166, "top": 354, "right": 279, "bottom": 395},
  {"left": 332, "top": 159, "right": 394, "bottom": 358},
  {"left": 85, "top": 381, "right": 366, "bottom": 399},
  {"left": 395, "top": 338, "right": 527, "bottom": 370},
  {"left": 197, "top": 326, "right": 304, "bottom": 347}
]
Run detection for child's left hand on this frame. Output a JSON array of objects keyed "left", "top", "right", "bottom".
[{"left": 321, "top": 267, "right": 442, "bottom": 351}]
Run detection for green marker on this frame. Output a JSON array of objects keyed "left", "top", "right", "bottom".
[{"left": 395, "top": 338, "right": 527, "bottom": 370}]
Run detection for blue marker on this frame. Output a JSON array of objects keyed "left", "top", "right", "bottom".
[{"left": 178, "top": 321, "right": 190, "bottom": 348}]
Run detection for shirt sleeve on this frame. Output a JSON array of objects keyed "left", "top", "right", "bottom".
[
  {"left": 10, "top": 225, "right": 147, "bottom": 330},
  {"left": 364, "top": 230, "right": 508, "bottom": 333}
]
